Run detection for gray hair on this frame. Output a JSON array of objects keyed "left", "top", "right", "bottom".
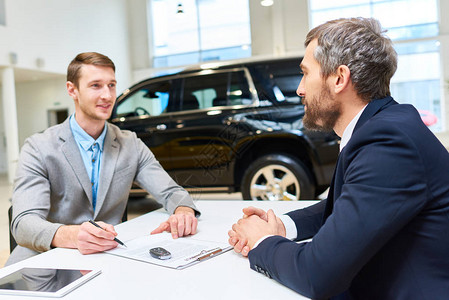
[{"left": 305, "top": 17, "right": 397, "bottom": 102}]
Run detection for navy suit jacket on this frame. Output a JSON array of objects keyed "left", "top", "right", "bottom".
[{"left": 249, "top": 97, "right": 449, "bottom": 299}]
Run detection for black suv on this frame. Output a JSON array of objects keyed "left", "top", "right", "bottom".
[{"left": 110, "top": 56, "right": 339, "bottom": 200}]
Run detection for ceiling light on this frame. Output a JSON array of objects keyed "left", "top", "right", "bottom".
[
  {"left": 260, "top": 0, "right": 273, "bottom": 7},
  {"left": 176, "top": 3, "right": 184, "bottom": 14}
]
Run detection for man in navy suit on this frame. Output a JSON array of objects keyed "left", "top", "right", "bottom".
[{"left": 228, "top": 17, "right": 449, "bottom": 299}]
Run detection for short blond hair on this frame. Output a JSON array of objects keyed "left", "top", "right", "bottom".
[{"left": 67, "top": 52, "right": 115, "bottom": 88}]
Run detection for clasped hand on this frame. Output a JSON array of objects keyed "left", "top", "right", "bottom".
[{"left": 228, "top": 206, "right": 286, "bottom": 257}]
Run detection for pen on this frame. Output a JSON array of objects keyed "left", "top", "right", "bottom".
[
  {"left": 198, "top": 248, "right": 222, "bottom": 261},
  {"left": 88, "top": 220, "right": 127, "bottom": 248}
]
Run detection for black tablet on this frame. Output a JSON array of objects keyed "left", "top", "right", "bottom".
[{"left": 0, "top": 267, "right": 101, "bottom": 297}]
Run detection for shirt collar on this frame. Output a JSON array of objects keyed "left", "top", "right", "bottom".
[
  {"left": 69, "top": 114, "right": 107, "bottom": 151},
  {"left": 339, "top": 104, "right": 368, "bottom": 152}
]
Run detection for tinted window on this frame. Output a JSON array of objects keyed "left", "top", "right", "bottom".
[
  {"left": 178, "top": 70, "right": 251, "bottom": 112},
  {"left": 249, "top": 59, "right": 302, "bottom": 103},
  {"left": 268, "top": 60, "right": 302, "bottom": 100},
  {"left": 228, "top": 71, "right": 252, "bottom": 106},
  {"left": 116, "top": 81, "right": 172, "bottom": 117}
]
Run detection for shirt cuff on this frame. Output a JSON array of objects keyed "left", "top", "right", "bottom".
[
  {"left": 280, "top": 214, "right": 297, "bottom": 240},
  {"left": 252, "top": 235, "right": 274, "bottom": 249},
  {"left": 252, "top": 215, "right": 298, "bottom": 250}
]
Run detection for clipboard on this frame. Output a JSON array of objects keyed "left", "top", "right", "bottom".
[{"left": 105, "top": 232, "right": 232, "bottom": 269}]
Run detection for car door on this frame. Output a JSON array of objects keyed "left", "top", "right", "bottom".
[
  {"left": 111, "top": 78, "right": 177, "bottom": 170},
  {"left": 167, "top": 69, "right": 255, "bottom": 188}
]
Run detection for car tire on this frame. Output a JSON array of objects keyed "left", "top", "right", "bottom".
[{"left": 241, "top": 154, "right": 315, "bottom": 200}]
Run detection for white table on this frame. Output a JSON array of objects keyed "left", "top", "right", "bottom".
[{"left": 0, "top": 200, "right": 318, "bottom": 300}]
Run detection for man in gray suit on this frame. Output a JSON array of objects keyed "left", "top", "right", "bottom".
[{"left": 7, "top": 52, "right": 199, "bottom": 265}]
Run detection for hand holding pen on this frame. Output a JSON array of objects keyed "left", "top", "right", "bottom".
[
  {"left": 73, "top": 220, "right": 127, "bottom": 255},
  {"left": 88, "top": 220, "right": 127, "bottom": 247}
]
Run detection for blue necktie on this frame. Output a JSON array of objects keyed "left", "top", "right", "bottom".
[{"left": 91, "top": 142, "right": 100, "bottom": 211}]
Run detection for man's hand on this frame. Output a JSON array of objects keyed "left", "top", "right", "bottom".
[
  {"left": 52, "top": 221, "right": 119, "bottom": 255},
  {"left": 77, "top": 221, "right": 119, "bottom": 254},
  {"left": 228, "top": 208, "right": 286, "bottom": 257},
  {"left": 242, "top": 206, "right": 269, "bottom": 221},
  {"left": 151, "top": 206, "right": 198, "bottom": 239},
  {"left": 228, "top": 206, "right": 268, "bottom": 256}
]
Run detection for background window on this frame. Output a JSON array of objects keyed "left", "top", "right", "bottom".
[
  {"left": 150, "top": 0, "right": 251, "bottom": 68},
  {"left": 309, "top": 0, "right": 442, "bottom": 131}
]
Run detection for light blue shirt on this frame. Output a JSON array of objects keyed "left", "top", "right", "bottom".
[{"left": 69, "top": 114, "right": 107, "bottom": 211}]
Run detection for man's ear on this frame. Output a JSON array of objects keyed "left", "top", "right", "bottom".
[
  {"left": 66, "top": 81, "right": 78, "bottom": 100},
  {"left": 333, "top": 65, "right": 351, "bottom": 94}
]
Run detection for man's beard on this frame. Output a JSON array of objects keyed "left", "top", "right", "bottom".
[{"left": 302, "top": 84, "right": 341, "bottom": 132}]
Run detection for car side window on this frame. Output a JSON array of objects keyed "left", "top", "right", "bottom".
[
  {"left": 178, "top": 70, "right": 251, "bottom": 112},
  {"left": 268, "top": 61, "right": 302, "bottom": 103},
  {"left": 116, "top": 81, "right": 172, "bottom": 117},
  {"left": 230, "top": 71, "right": 252, "bottom": 105},
  {"left": 249, "top": 59, "right": 302, "bottom": 104}
]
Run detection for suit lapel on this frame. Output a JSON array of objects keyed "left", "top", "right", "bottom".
[
  {"left": 95, "top": 124, "right": 120, "bottom": 217},
  {"left": 323, "top": 96, "right": 397, "bottom": 222},
  {"left": 322, "top": 153, "right": 340, "bottom": 223},
  {"left": 59, "top": 119, "right": 93, "bottom": 205}
]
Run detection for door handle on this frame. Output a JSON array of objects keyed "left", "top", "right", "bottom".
[
  {"left": 224, "top": 117, "right": 241, "bottom": 125},
  {"left": 145, "top": 124, "right": 167, "bottom": 132}
]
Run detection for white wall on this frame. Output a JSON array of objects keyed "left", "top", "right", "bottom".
[
  {"left": 126, "top": 0, "right": 151, "bottom": 71},
  {"left": 0, "top": 0, "right": 133, "bottom": 150},
  {"left": 249, "top": 0, "right": 308, "bottom": 57},
  {"left": 0, "top": 0, "right": 132, "bottom": 90},
  {"left": 248, "top": 0, "right": 275, "bottom": 56},
  {"left": 15, "top": 77, "right": 73, "bottom": 145},
  {"left": 282, "top": 0, "right": 309, "bottom": 53},
  {"left": 0, "top": 86, "right": 6, "bottom": 173}
]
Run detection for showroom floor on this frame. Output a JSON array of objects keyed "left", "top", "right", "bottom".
[{"left": 0, "top": 174, "right": 243, "bottom": 268}]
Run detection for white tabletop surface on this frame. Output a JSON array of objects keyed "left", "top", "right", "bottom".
[{"left": 0, "top": 200, "right": 319, "bottom": 300}]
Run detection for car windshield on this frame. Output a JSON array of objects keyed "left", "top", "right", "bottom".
[{"left": 115, "top": 81, "right": 172, "bottom": 118}]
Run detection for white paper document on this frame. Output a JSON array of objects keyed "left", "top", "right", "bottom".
[{"left": 105, "top": 232, "right": 232, "bottom": 269}]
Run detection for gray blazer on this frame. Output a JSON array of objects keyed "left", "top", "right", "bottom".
[{"left": 7, "top": 118, "right": 198, "bottom": 265}]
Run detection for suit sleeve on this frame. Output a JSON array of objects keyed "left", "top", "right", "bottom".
[
  {"left": 286, "top": 200, "right": 326, "bottom": 241},
  {"left": 248, "top": 125, "right": 429, "bottom": 299},
  {"left": 133, "top": 135, "right": 200, "bottom": 216},
  {"left": 11, "top": 138, "right": 63, "bottom": 252}
]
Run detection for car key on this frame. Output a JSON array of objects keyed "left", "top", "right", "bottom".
[{"left": 149, "top": 247, "right": 172, "bottom": 260}]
